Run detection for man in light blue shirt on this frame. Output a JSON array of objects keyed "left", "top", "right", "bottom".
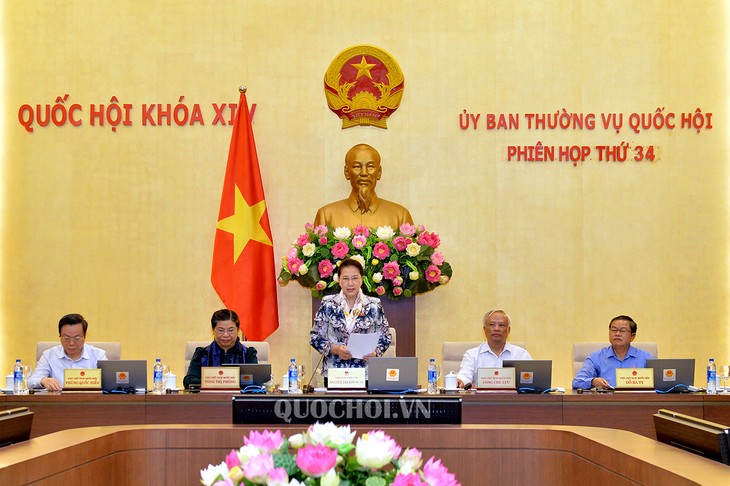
[
  {"left": 457, "top": 309, "right": 532, "bottom": 388},
  {"left": 572, "top": 315, "right": 654, "bottom": 389},
  {"left": 28, "top": 314, "right": 107, "bottom": 391}
]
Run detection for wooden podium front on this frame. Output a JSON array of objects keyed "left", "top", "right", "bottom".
[{"left": 312, "top": 296, "right": 416, "bottom": 356}]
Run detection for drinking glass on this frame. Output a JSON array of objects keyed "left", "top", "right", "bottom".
[
  {"left": 719, "top": 365, "right": 730, "bottom": 392},
  {"left": 21, "top": 365, "right": 32, "bottom": 394},
  {"left": 298, "top": 364, "right": 306, "bottom": 391}
]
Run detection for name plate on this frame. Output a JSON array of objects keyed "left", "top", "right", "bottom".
[
  {"left": 63, "top": 368, "right": 102, "bottom": 389},
  {"left": 328, "top": 368, "right": 366, "bottom": 389},
  {"left": 616, "top": 368, "right": 654, "bottom": 389},
  {"left": 202, "top": 366, "right": 240, "bottom": 390},
  {"left": 476, "top": 367, "right": 515, "bottom": 389}
]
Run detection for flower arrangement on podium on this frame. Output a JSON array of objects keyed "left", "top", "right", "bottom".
[
  {"left": 278, "top": 223, "right": 452, "bottom": 300},
  {"left": 200, "top": 422, "right": 460, "bottom": 485}
]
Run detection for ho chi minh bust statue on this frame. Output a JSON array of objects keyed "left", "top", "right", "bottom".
[{"left": 313, "top": 144, "right": 414, "bottom": 229}]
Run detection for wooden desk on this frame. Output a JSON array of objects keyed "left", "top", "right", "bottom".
[
  {"left": 2, "top": 392, "right": 729, "bottom": 440},
  {"left": 1, "top": 424, "right": 728, "bottom": 485}
]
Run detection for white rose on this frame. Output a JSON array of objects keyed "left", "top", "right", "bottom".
[
  {"left": 302, "top": 243, "right": 316, "bottom": 257},
  {"left": 350, "top": 254, "right": 366, "bottom": 268},
  {"left": 375, "top": 226, "right": 395, "bottom": 240},
  {"left": 288, "top": 433, "right": 304, "bottom": 448},
  {"left": 406, "top": 243, "right": 421, "bottom": 257},
  {"left": 408, "top": 270, "right": 419, "bottom": 280},
  {"left": 439, "top": 275, "right": 450, "bottom": 284},
  {"left": 333, "top": 227, "right": 352, "bottom": 240},
  {"left": 298, "top": 264, "right": 309, "bottom": 275},
  {"left": 372, "top": 272, "right": 383, "bottom": 283}
]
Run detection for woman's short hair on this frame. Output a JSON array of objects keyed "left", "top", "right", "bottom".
[
  {"left": 210, "top": 309, "right": 240, "bottom": 330},
  {"left": 337, "top": 258, "right": 364, "bottom": 277}
]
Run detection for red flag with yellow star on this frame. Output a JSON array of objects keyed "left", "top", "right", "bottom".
[{"left": 211, "top": 87, "right": 279, "bottom": 341}]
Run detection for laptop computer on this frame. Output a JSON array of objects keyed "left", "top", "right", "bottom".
[
  {"left": 502, "top": 360, "right": 552, "bottom": 393},
  {"left": 367, "top": 357, "right": 419, "bottom": 393},
  {"left": 647, "top": 358, "right": 695, "bottom": 392},
  {"left": 223, "top": 363, "right": 272, "bottom": 388},
  {"left": 99, "top": 360, "right": 148, "bottom": 393}
]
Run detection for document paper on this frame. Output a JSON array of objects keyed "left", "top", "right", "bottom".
[{"left": 347, "top": 332, "right": 379, "bottom": 359}]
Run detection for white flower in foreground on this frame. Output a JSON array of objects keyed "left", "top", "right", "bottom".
[
  {"left": 355, "top": 430, "right": 402, "bottom": 469},
  {"left": 302, "top": 243, "right": 316, "bottom": 257},
  {"left": 320, "top": 468, "right": 340, "bottom": 486},
  {"left": 308, "top": 422, "right": 356, "bottom": 447},
  {"left": 375, "top": 226, "right": 395, "bottom": 240},
  {"left": 333, "top": 227, "right": 352, "bottom": 240},
  {"left": 200, "top": 461, "right": 229, "bottom": 486}
]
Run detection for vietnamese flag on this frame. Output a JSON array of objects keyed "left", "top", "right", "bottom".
[{"left": 211, "top": 86, "right": 279, "bottom": 341}]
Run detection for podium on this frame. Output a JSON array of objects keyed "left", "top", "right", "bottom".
[{"left": 312, "top": 296, "right": 416, "bottom": 356}]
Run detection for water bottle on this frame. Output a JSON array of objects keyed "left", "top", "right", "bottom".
[
  {"left": 707, "top": 358, "right": 717, "bottom": 395},
  {"left": 427, "top": 358, "right": 439, "bottom": 394},
  {"left": 13, "top": 359, "right": 23, "bottom": 395},
  {"left": 153, "top": 358, "right": 164, "bottom": 394},
  {"left": 288, "top": 358, "right": 300, "bottom": 394}
]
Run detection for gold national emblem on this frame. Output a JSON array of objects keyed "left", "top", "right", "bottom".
[{"left": 324, "top": 45, "right": 404, "bottom": 129}]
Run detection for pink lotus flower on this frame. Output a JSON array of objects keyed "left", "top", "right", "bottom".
[
  {"left": 319, "top": 236, "right": 328, "bottom": 245},
  {"left": 399, "top": 223, "right": 416, "bottom": 236},
  {"left": 425, "top": 265, "right": 441, "bottom": 283},
  {"left": 244, "top": 430, "right": 284, "bottom": 454},
  {"left": 296, "top": 233, "right": 311, "bottom": 247},
  {"left": 430, "top": 251, "right": 444, "bottom": 266},
  {"left": 242, "top": 453, "right": 274, "bottom": 483},
  {"left": 225, "top": 449, "right": 240, "bottom": 470},
  {"left": 305, "top": 223, "right": 314, "bottom": 231},
  {"left": 296, "top": 444, "right": 338, "bottom": 477},
  {"left": 352, "top": 235, "right": 367, "bottom": 250},
  {"left": 353, "top": 225, "right": 370, "bottom": 237},
  {"left": 422, "top": 457, "right": 459, "bottom": 486},
  {"left": 393, "top": 473, "right": 428, "bottom": 486},
  {"left": 382, "top": 261, "right": 400, "bottom": 280},
  {"left": 318, "top": 260, "right": 334, "bottom": 278},
  {"left": 373, "top": 242, "right": 390, "bottom": 259},
  {"left": 392, "top": 236, "right": 408, "bottom": 252},
  {"left": 313, "top": 224, "right": 327, "bottom": 237},
  {"left": 266, "top": 467, "right": 289, "bottom": 486},
  {"left": 417, "top": 231, "right": 440, "bottom": 248},
  {"left": 287, "top": 257, "right": 304, "bottom": 274},
  {"left": 331, "top": 242, "right": 349, "bottom": 259}
]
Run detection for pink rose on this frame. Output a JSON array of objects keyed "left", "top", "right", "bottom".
[
  {"left": 393, "top": 276, "right": 403, "bottom": 286},
  {"left": 287, "top": 257, "right": 303, "bottom": 274},
  {"left": 382, "top": 261, "right": 400, "bottom": 280},
  {"left": 242, "top": 453, "right": 274, "bottom": 483},
  {"left": 315, "top": 280, "right": 326, "bottom": 291},
  {"left": 287, "top": 247, "right": 299, "bottom": 259},
  {"left": 297, "top": 233, "right": 311, "bottom": 246},
  {"left": 393, "top": 473, "right": 428, "bottom": 486},
  {"left": 399, "top": 223, "right": 416, "bottom": 237},
  {"left": 392, "top": 236, "right": 407, "bottom": 252},
  {"left": 373, "top": 242, "right": 391, "bottom": 259},
  {"left": 244, "top": 430, "right": 284, "bottom": 453},
  {"left": 331, "top": 241, "right": 349, "bottom": 259},
  {"left": 318, "top": 260, "right": 334, "bottom": 278},
  {"left": 319, "top": 236, "right": 328, "bottom": 245},
  {"left": 376, "top": 286, "right": 385, "bottom": 295},
  {"left": 353, "top": 235, "right": 367, "bottom": 250},
  {"left": 425, "top": 265, "right": 441, "bottom": 283},
  {"left": 296, "top": 444, "right": 338, "bottom": 478},
  {"left": 353, "top": 225, "right": 371, "bottom": 237},
  {"left": 422, "top": 457, "right": 459, "bottom": 486},
  {"left": 277, "top": 277, "right": 286, "bottom": 286},
  {"left": 393, "top": 286, "right": 403, "bottom": 296},
  {"left": 430, "top": 251, "right": 444, "bottom": 265}
]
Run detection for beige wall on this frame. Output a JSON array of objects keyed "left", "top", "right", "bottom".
[{"left": 1, "top": 1, "right": 728, "bottom": 389}]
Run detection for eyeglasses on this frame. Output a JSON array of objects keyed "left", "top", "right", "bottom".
[
  {"left": 60, "top": 336, "right": 84, "bottom": 343},
  {"left": 215, "top": 328, "right": 238, "bottom": 336},
  {"left": 486, "top": 323, "right": 508, "bottom": 329},
  {"left": 609, "top": 327, "right": 632, "bottom": 334}
]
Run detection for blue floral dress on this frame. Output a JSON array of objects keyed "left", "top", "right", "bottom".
[{"left": 310, "top": 291, "right": 392, "bottom": 377}]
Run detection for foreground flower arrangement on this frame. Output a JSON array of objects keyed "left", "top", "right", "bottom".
[
  {"left": 278, "top": 223, "right": 453, "bottom": 300},
  {"left": 200, "top": 422, "right": 460, "bottom": 486}
]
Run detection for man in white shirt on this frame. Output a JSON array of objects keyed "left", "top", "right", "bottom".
[
  {"left": 457, "top": 309, "right": 532, "bottom": 388},
  {"left": 28, "top": 313, "right": 107, "bottom": 391}
]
